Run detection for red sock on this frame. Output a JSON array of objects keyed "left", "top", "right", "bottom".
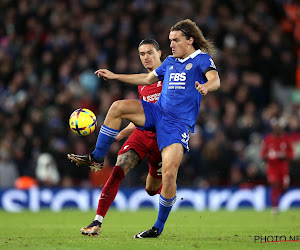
[
  {"left": 270, "top": 187, "right": 281, "bottom": 207},
  {"left": 96, "top": 166, "right": 125, "bottom": 217}
]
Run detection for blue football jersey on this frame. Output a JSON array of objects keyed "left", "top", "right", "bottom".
[{"left": 153, "top": 49, "right": 217, "bottom": 132}]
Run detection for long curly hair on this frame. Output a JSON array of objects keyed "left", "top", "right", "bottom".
[{"left": 170, "top": 19, "right": 215, "bottom": 56}]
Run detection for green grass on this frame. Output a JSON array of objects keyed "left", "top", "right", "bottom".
[{"left": 0, "top": 209, "right": 299, "bottom": 249}]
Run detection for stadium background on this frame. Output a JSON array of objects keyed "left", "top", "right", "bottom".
[{"left": 0, "top": 0, "right": 300, "bottom": 206}]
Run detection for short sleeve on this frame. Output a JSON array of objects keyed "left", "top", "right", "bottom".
[
  {"left": 200, "top": 54, "right": 217, "bottom": 74},
  {"left": 153, "top": 56, "right": 172, "bottom": 81}
]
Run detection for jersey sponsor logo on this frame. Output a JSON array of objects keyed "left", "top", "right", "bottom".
[
  {"left": 169, "top": 73, "right": 186, "bottom": 81},
  {"left": 142, "top": 93, "right": 160, "bottom": 102},
  {"left": 209, "top": 58, "right": 216, "bottom": 69},
  {"left": 168, "top": 73, "right": 186, "bottom": 89},
  {"left": 185, "top": 63, "right": 193, "bottom": 70},
  {"left": 168, "top": 85, "right": 185, "bottom": 89}
]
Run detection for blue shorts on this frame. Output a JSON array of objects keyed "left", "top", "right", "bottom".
[{"left": 139, "top": 100, "right": 190, "bottom": 153}]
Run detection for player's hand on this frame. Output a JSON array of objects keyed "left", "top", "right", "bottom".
[
  {"left": 195, "top": 81, "right": 208, "bottom": 95},
  {"left": 94, "top": 69, "right": 117, "bottom": 80}
]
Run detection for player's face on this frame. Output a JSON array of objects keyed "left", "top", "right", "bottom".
[
  {"left": 138, "top": 44, "right": 162, "bottom": 71},
  {"left": 169, "top": 30, "right": 193, "bottom": 59}
]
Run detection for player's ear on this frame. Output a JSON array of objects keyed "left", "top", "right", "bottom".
[
  {"left": 188, "top": 37, "right": 194, "bottom": 46},
  {"left": 158, "top": 50, "right": 162, "bottom": 58}
]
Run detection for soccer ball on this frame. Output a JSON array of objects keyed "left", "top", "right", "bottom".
[{"left": 69, "top": 108, "right": 97, "bottom": 136}]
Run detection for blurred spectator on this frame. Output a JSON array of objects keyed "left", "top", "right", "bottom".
[
  {"left": 0, "top": 147, "right": 18, "bottom": 188},
  {"left": 36, "top": 153, "right": 60, "bottom": 187},
  {"left": 0, "top": 0, "right": 299, "bottom": 188},
  {"left": 244, "top": 133, "right": 264, "bottom": 176}
]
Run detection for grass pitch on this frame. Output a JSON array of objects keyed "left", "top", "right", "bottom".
[{"left": 0, "top": 209, "right": 299, "bottom": 249}]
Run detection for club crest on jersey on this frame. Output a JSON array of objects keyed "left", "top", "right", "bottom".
[{"left": 185, "top": 63, "right": 193, "bottom": 70}]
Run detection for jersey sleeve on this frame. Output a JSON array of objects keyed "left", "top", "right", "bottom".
[
  {"left": 200, "top": 54, "right": 217, "bottom": 74},
  {"left": 153, "top": 56, "right": 171, "bottom": 81}
]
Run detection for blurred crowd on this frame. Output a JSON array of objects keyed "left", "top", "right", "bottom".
[{"left": 0, "top": 0, "right": 300, "bottom": 189}]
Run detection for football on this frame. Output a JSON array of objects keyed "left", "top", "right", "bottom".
[{"left": 69, "top": 108, "right": 97, "bottom": 136}]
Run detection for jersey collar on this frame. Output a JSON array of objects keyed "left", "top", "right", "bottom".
[{"left": 177, "top": 49, "right": 202, "bottom": 63}]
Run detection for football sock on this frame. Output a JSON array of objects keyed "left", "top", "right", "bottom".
[
  {"left": 94, "top": 214, "right": 103, "bottom": 223},
  {"left": 96, "top": 166, "right": 125, "bottom": 218},
  {"left": 92, "top": 125, "right": 119, "bottom": 160},
  {"left": 153, "top": 194, "right": 176, "bottom": 234}
]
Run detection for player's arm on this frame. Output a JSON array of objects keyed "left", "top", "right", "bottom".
[
  {"left": 195, "top": 70, "right": 220, "bottom": 95},
  {"left": 95, "top": 69, "right": 158, "bottom": 86},
  {"left": 115, "top": 122, "right": 135, "bottom": 142}
]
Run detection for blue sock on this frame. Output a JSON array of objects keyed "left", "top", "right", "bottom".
[
  {"left": 92, "top": 125, "right": 119, "bottom": 160},
  {"left": 153, "top": 194, "right": 176, "bottom": 234}
]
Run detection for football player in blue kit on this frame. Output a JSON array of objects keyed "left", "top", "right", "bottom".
[{"left": 68, "top": 19, "right": 220, "bottom": 238}]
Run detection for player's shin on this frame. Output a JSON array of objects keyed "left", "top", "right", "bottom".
[
  {"left": 96, "top": 166, "right": 125, "bottom": 218},
  {"left": 92, "top": 125, "right": 119, "bottom": 160}
]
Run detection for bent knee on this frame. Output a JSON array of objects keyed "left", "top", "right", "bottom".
[{"left": 109, "top": 100, "right": 124, "bottom": 116}]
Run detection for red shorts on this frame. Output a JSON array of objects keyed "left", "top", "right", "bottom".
[
  {"left": 118, "top": 128, "right": 162, "bottom": 179},
  {"left": 267, "top": 164, "right": 289, "bottom": 185}
]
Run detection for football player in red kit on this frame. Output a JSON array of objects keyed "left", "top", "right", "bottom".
[
  {"left": 79, "top": 39, "right": 163, "bottom": 236},
  {"left": 260, "top": 117, "right": 294, "bottom": 214}
]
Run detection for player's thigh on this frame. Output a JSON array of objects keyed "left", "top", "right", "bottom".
[
  {"left": 148, "top": 156, "right": 162, "bottom": 180},
  {"left": 109, "top": 99, "right": 145, "bottom": 127},
  {"left": 147, "top": 139, "right": 162, "bottom": 174}
]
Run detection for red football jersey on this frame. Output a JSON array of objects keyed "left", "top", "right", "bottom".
[
  {"left": 136, "top": 81, "right": 163, "bottom": 138},
  {"left": 138, "top": 81, "right": 162, "bottom": 103},
  {"left": 260, "top": 133, "right": 294, "bottom": 169}
]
